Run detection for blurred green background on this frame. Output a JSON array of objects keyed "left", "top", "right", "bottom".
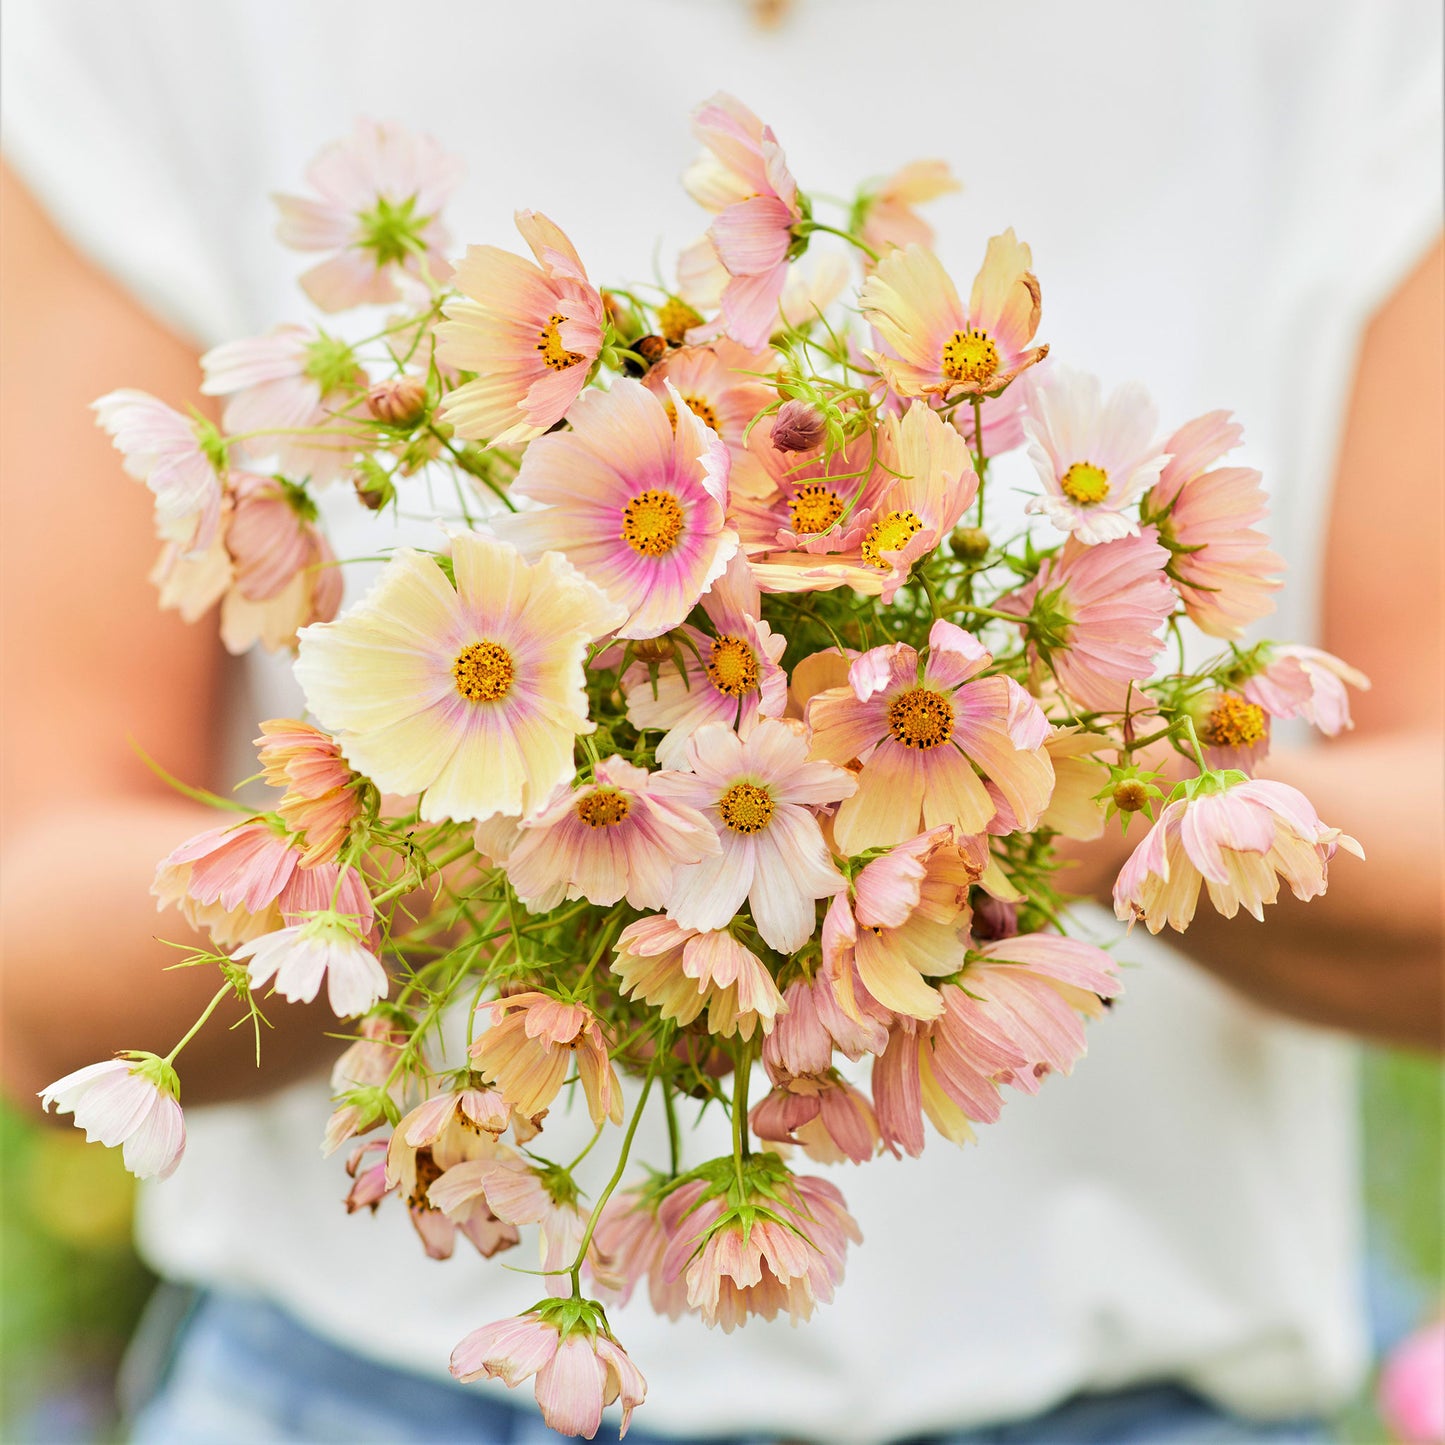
[{"left": 2, "top": 1049, "right": 1440, "bottom": 1442}]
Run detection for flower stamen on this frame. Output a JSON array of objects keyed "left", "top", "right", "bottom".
[
  {"left": 1060, "top": 461, "right": 1111, "bottom": 505},
  {"left": 705, "top": 636, "right": 760, "bottom": 697},
  {"left": 575, "top": 789, "right": 632, "bottom": 829},
  {"left": 886, "top": 687, "right": 955, "bottom": 749},
  {"left": 941, "top": 327, "right": 999, "bottom": 387},
  {"left": 788, "top": 484, "right": 846, "bottom": 535},
  {"left": 1203, "top": 695, "right": 1267, "bottom": 748},
  {"left": 621, "top": 489, "right": 686, "bottom": 556},
  {"left": 861, "top": 509, "right": 923, "bottom": 569},
  {"left": 452, "top": 641, "right": 515, "bottom": 703},
  {"left": 718, "top": 781, "right": 775, "bottom": 834},
  {"left": 536, "top": 312, "right": 585, "bottom": 372}
]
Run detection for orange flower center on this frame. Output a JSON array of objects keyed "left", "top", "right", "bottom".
[
  {"left": 705, "top": 635, "right": 760, "bottom": 697},
  {"left": 718, "top": 780, "right": 775, "bottom": 833},
  {"left": 408, "top": 1147, "right": 444, "bottom": 1209},
  {"left": 887, "top": 686, "right": 955, "bottom": 749},
  {"left": 1060, "top": 461, "right": 1110, "bottom": 505},
  {"left": 452, "top": 640, "right": 515, "bottom": 703},
  {"left": 788, "top": 484, "right": 845, "bottom": 535},
  {"left": 575, "top": 788, "right": 632, "bottom": 828},
  {"left": 861, "top": 508, "right": 923, "bottom": 569},
  {"left": 1203, "top": 695, "right": 1267, "bottom": 748},
  {"left": 621, "top": 489, "right": 685, "bottom": 556},
  {"left": 537, "top": 312, "right": 586, "bottom": 372},
  {"left": 941, "top": 327, "right": 999, "bottom": 387},
  {"left": 664, "top": 393, "right": 721, "bottom": 433}
]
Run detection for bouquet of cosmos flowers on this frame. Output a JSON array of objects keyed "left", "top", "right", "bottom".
[{"left": 44, "top": 95, "right": 1367, "bottom": 1439}]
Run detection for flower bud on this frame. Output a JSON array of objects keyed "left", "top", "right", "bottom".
[
  {"left": 949, "top": 526, "right": 991, "bottom": 561},
  {"left": 352, "top": 457, "right": 395, "bottom": 511},
  {"left": 366, "top": 376, "right": 428, "bottom": 429},
  {"left": 632, "top": 634, "right": 676, "bottom": 664},
  {"left": 971, "top": 893, "right": 1018, "bottom": 942},
  {"left": 771, "top": 400, "right": 827, "bottom": 453},
  {"left": 1112, "top": 778, "right": 1151, "bottom": 812}
]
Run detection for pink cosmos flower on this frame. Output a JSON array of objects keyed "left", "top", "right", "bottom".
[
  {"left": 40, "top": 1055, "right": 185, "bottom": 1181},
  {"left": 1113, "top": 777, "right": 1363, "bottom": 934},
  {"left": 1141, "top": 410, "right": 1285, "bottom": 638},
  {"left": 1195, "top": 691, "right": 1273, "bottom": 776},
  {"left": 685, "top": 93, "right": 805, "bottom": 349},
  {"left": 643, "top": 340, "right": 779, "bottom": 498},
  {"left": 436, "top": 211, "right": 605, "bottom": 446},
  {"left": 652, "top": 719, "right": 855, "bottom": 953},
  {"left": 1243, "top": 645, "right": 1370, "bottom": 737},
  {"left": 858, "top": 159, "right": 961, "bottom": 257},
  {"left": 995, "top": 528, "right": 1175, "bottom": 713},
  {"left": 232, "top": 913, "right": 387, "bottom": 1019},
  {"left": 295, "top": 535, "right": 625, "bottom": 824},
  {"left": 500, "top": 757, "right": 718, "bottom": 913},
  {"left": 273, "top": 118, "right": 461, "bottom": 312},
  {"left": 219, "top": 472, "right": 343, "bottom": 654},
  {"left": 874, "top": 934, "right": 1120, "bottom": 1154},
  {"left": 200, "top": 324, "right": 370, "bottom": 486},
  {"left": 764, "top": 973, "right": 889, "bottom": 1074},
  {"left": 860, "top": 231, "right": 1047, "bottom": 400},
  {"left": 1378, "top": 1318, "right": 1445, "bottom": 1445},
  {"left": 658, "top": 1163, "right": 860, "bottom": 1331},
  {"left": 807, "top": 620, "right": 1053, "bottom": 855},
  {"left": 255, "top": 719, "right": 361, "bottom": 867},
  {"left": 494, "top": 379, "right": 737, "bottom": 640},
  {"left": 750, "top": 1072, "right": 882, "bottom": 1165},
  {"left": 1022, "top": 367, "right": 1168, "bottom": 544},
  {"left": 470, "top": 992, "right": 622, "bottom": 1129},
  {"left": 153, "top": 820, "right": 374, "bottom": 948},
  {"left": 322, "top": 1015, "right": 405, "bottom": 1155},
  {"left": 611, "top": 915, "right": 785, "bottom": 1041},
  {"left": 746, "top": 402, "right": 977, "bottom": 600},
  {"left": 451, "top": 1312, "right": 647, "bottom": 1440},
  {"left": 93, "top": 390, "right": 224, "bottom": 551},
  {"left": 822, "top": 826, "right": 985, "bottom": 1022},
  {"left": 588, "top": 1187, "right": 690, "bottom": 1318},
  {"left": 621, "top": 553, "right": 787, "bottom": 768}
]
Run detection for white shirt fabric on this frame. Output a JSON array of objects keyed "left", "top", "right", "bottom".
[{"left": 4, "top": 2, "right": 1440, "bottom": 1440}]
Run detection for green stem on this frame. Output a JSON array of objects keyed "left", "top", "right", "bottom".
[
  {"left": 163, "top": 983, "right": 233, "bottom": 1067},
  {"left": 795, "top": 220, "right": 882, "bottom": 265},
  {"left": 663, "top": 1077, "right": 682, "bottom": 1177}
]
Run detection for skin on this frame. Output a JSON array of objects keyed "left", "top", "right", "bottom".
[{"left": 0, "top": 162, "right": 1439, "bottom": 1114}]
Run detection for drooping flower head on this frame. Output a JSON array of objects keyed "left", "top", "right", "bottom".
[
  {"left": 295, "top": 534, "right": 625, "bottom": 823},
  {"left": 750, "top": 1072, "right": 882, "bottom": 1165},
  {"left": 273, "top": 118, "right": 462, "bottom": 311},
  {"left": 233, "top": 911, "right": 388, "bottom": 1019},
  {"left": 451, "top": 1302, "right": 646, "bottom": 1441},
  {"left": 995, "top": 528, "right": 1175, "bottom": 713},
  {"left": 621, "top": 553, "right": 787, "bottom": 768},
  {"left": 860, "top": 230, "right": 1047, "bottom": 400},
  {"left": 652, "top": 719, "right": 856, "bottom": 953},
  {"left": 494, "top": 379, "right": 737, "bottom": 640},
  {"left": 807, "top": 620, "right": 1053, "bottom": 855},
  {"left": 857, "top": 159, "right": 961, "bottom": 258},
  {"left": 1113, "top": 775, "right": 1363, "bottom": 934},
  {"left": 255, "top": 719, "right": 362, "bottom": 867},
  {"left": 200, "top": 323, "right": 370, "bottom": 486},
  {"left": 40, "top": 1054, "right": 185, "bottom": 1181},
  {"left": 1242, "top": 644, "right": 1370, "bottom": 737},
  {"left": 93, "top": 390, "right": 225, "bottom": 552},
  {"left": 497, "top": 757, "right": 719, "bottom": 913},
  {"left": 685, "top": 93, "right": 805, "bottom": 349},
  {"left": 658, "top": 1155, "right": 860, "bottom": 1332},
  {"left": 470, "top": 992, "right": 622, "bottom": 1129},
  {"left": 437, "top": 211, "right": 605, "bottom": 445},
  {"left": 1141, "top": 410, "right": 1285, "bottom": 638},
  {"left": 1022, "top": 367, "right": 1168, "bottom": 544},
  {"left": 611, "top": 915, "right": 785, "bottom": 1041}
]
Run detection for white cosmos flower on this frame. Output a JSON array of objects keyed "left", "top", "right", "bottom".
[
  {"left": 39, "top": 1055, "right": 186, "bottom": 1181},
  {"left": 234, "top": 913, "right": 388, "bottom": 1018}
]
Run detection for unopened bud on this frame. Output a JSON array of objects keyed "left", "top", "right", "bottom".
[
  {"left": 1112, "top": 778, "right": 1151, "bottom": 812},
  {"left": 771, "top": 399, "right": 827, "bottom": 453},
  {"left": 366, "top": 376, "right": 428, "bottom": 429},
  {"left": 632, "top": 634, "right": 676, "bottom": 664},
  {"left": 352, "top": 458, "right": 395, "bottom": 511},
  {"left": 971, "top": 893, "right": 1018, "bottom": 942},
  {"left": 635, "top": 334, "right": 668, "bottom": 366},
  {"left": 949, "top": 526, "right": 991, "bottom": 561}
]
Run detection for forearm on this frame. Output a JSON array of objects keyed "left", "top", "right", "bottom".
[
  {"left": 1, "top": 797, "right": 336, "bottom": 1105},
  {"left": 1060, "top": 731, "right": 1443, "bottom": 1049}
]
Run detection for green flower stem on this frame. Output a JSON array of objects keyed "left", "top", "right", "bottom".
[
  {"left": 794, "top": 220, "right": 882, "bottom": 265},
  {"left": 163, "top": 983, "right": 234, "bottom": 1068}
]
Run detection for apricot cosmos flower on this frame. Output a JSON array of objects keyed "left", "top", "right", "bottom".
[{"left": 295, "top": 534, "right": 624, "bottom": 823}]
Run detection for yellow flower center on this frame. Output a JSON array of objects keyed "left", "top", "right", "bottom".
[
  {"left": 575, "top": 788, "right": 632, "bottom": 828},
  {"left": 705, "top": 635, "right": 760, "bottom": 697},
  {"left": 861, "top": 509, "right": 923, "bottom": 569},
  {"left": 621, "top": 489, "right": 685, "bottom": 556},
  {"left": 536, "top": 312, "right": 585, "bottom": 372},
  {"left": 1203, "top": 695, "right": 1267, "bottom": 748},
  {"left": 887, "top": 686, "right": 955, "bottom": 749},
  {"left": 452, "top": 641, "right": 514, "bottom": 703},
  {"left": 663, "top": 393, "right": 721, "bottom": 433},
  {"left": 718, "top": 780, "right": 775, "bottom": 834},
  {"left": 941, "top": 327, "right": 999, "bottom": 387},
  {"left": 788, "top": 484, "right": 845, "bottom": 535},
  {"left": 1060, "top": 461, "right": 1111, "bottom": 506},
  {"left": 657, "top": 297, "right": 704, "bottom": 345}
]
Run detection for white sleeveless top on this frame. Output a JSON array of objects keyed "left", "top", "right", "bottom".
[{"left": 6, "top": 2, "right": 1440, "bottom": 1439}]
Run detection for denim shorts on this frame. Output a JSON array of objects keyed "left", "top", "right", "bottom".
[{"left": 125, "top": 1288, "right": 1333, "bottom": 1445}]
